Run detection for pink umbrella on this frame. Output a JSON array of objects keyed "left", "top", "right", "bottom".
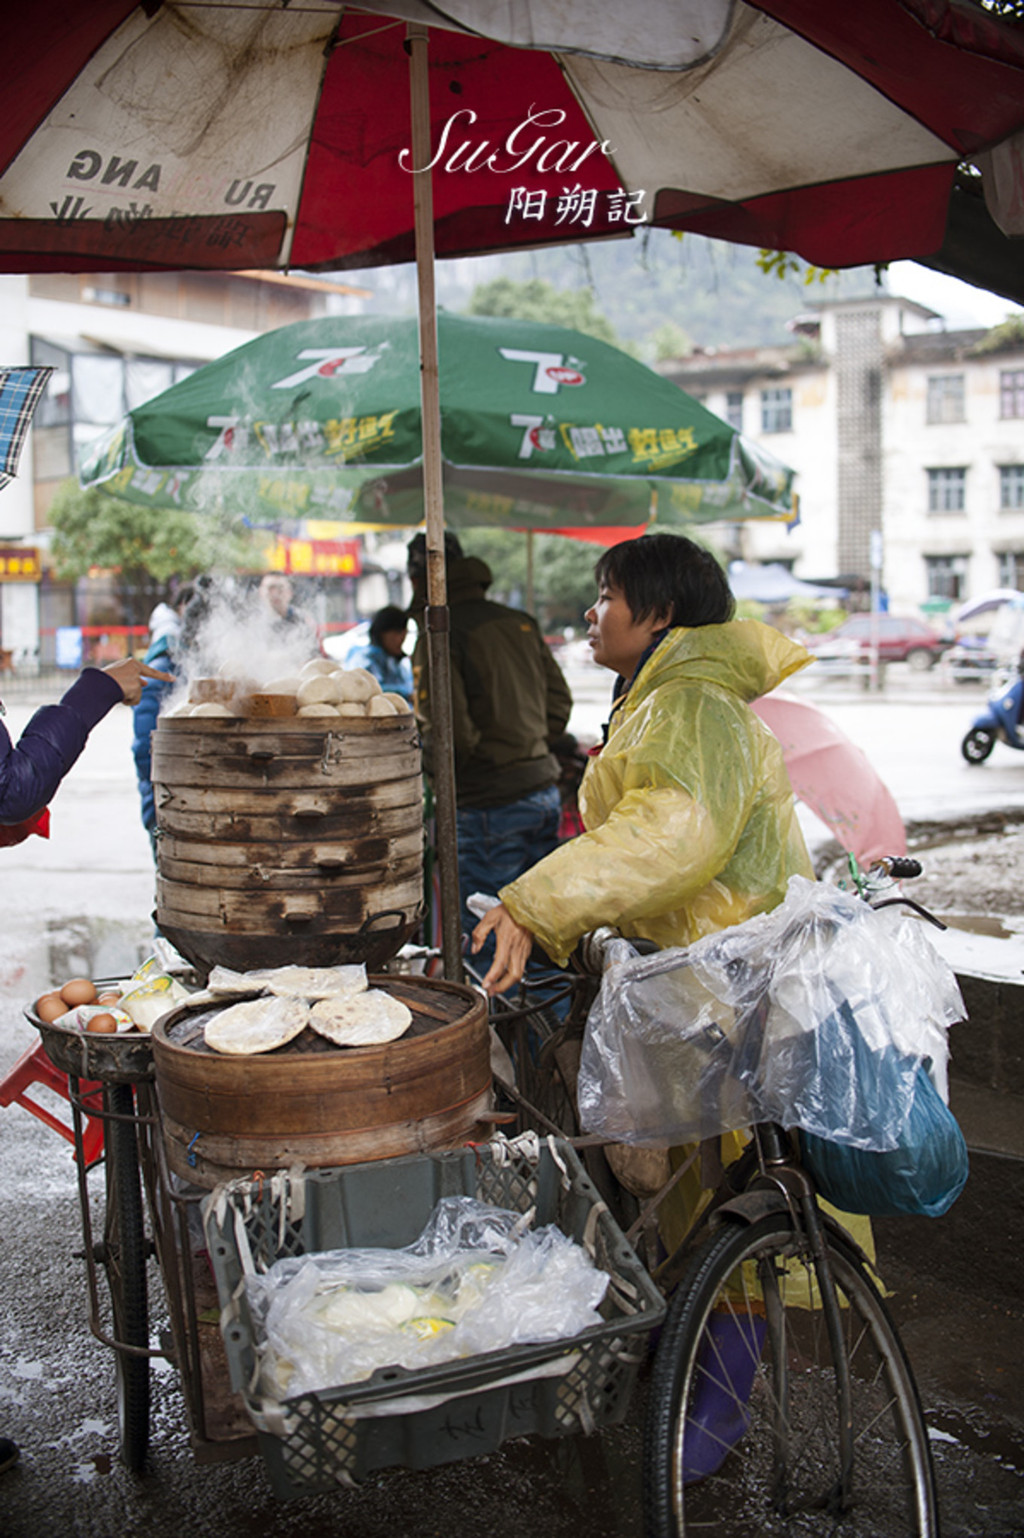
[{"left": 752, "top": 691, "right": 906, "bottom": 866}]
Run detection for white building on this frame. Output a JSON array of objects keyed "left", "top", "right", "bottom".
[
  {"left": 660, "top": 293, "right": 1024, "bottom": 615},
  {"left": 0, "top": 267, "right": 369, "bottom": 662}
]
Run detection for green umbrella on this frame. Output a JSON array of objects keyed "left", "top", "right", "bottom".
[{"left": 80, "top": 313, "right": 795, "bottom": 532}]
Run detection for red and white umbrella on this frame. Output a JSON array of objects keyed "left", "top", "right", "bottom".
[{"left": 2, "top": 1, "right": 1024, "bottom": 298}]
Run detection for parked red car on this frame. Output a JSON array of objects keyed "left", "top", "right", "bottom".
[{"left": 807, "top": 615, "right": 948, "bottom": 670}]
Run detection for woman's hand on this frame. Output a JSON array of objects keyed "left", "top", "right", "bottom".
[
  {"left": 471, "top": 903, "right": 535, "bottom": 995},
  {"left": 102, "top": 657, "right": 174, "bottom": 706}
]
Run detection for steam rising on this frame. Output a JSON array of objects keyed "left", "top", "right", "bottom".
[{"left": 166, "top": 582, "right": 321, "bottom": 711}]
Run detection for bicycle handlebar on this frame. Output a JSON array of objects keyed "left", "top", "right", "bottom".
[
  {"left": 570, "top": 855, "right": 926, "bottom": 978},
  {"left": 869, "top": 856, "right": 922, "bottom": 880}
]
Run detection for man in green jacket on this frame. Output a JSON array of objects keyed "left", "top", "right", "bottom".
[{"left": 407, "top": 534, "right": 573, "bottom": 943}]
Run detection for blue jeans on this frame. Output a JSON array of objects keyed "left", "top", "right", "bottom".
[{"left": 457, "top": 784, "right": 562, "bottom": 947}]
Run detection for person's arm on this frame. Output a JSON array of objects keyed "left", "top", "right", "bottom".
[
  {"left": 0, "top": 660, "right": 171, "bottom": 825},
  {"left": 499, "top": 780, "right": 749, "bottom": 968},
  {"left": 131, "top": 675, "right": 171, "bottom": 833}
]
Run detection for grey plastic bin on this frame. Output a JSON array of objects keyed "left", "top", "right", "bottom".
[{"left": 203, "top": 1138, "right": 665, "bottom": 1499}]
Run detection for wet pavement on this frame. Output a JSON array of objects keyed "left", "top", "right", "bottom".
[{"left": 0, "top": 676, "right": 1022, "bottom": 1534}]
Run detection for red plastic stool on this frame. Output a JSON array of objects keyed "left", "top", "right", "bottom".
[{"left": 0, "top": 1040, "right": 105, "bottom": 1162}]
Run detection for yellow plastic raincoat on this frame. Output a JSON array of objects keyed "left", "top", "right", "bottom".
[
  {"left": 502, "top": 619, "right": 876, "bottom": 1270},
  {"left": 500, "top": 619, "right": 815, "bottom": 963}
]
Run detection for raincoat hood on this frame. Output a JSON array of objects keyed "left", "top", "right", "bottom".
[{"left": 621, "top": 619, "right": 812, "bottom": 713}]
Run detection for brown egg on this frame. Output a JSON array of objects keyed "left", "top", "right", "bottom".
[
  {"left": 96, "top": 992, "right": 122, "bottom": 1005},
  {"left": 60, "top": 978, "right": 97, "bottom": 1007},
  {"left": 35, "top": 992, "right": 67, "bottom": 1022},
  {"left": 85, "top": 1013, "right": 118, "bottom": 1034}
]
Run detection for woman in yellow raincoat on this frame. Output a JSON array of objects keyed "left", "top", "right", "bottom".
[
  {"left": 471, "top": 532, "right": 819, "bottom": 1255},
  {"left": 472, "top": 533, "right": 815, "bottom": 987}
]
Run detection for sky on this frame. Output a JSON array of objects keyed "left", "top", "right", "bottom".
[{"left": 888, "top": 261, "right": 1022, "bottom": 328}]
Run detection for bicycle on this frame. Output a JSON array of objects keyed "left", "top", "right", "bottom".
[
  {"left": 484, "top": 857, "right": 943, "bottom": 1537},
  {"left": 24, "top": 859, "right": 944, "bottom": 1530}
]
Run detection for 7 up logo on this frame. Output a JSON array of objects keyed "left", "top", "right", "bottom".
[
  {"left": 498, "top": 348, "right": 586, "bottom": 393},
  {"left": 271, "top": 347, "right": 385, "bottom": 389},
  {"left": 500, "top": 346, "right": 586, "bottom": 458}
]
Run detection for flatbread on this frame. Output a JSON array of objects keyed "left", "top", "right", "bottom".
[
  {"left": 309, "top": 989, "right": 412, "bottom": 1047},
  {"left": 256, "top": 965, "right": 368, "bottom": 1000},
  {"left": 205, "top": 967, "right": 267, "bottom": 996},
  {"left": 204, "top": 995, "right": 310, "bottom": 1055},
  {"left": 205, "top": 964, "right": 367, "bottom": 1000}
]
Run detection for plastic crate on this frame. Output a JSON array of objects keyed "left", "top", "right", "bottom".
[{"left": 203, "top": 1137, "right": 665, "bottom": 1499}]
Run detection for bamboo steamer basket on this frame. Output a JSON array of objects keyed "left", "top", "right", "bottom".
[
  {"left": 151, "top": 714, "right": 423, "bottom": 977},
  {"left": 151, "top": 976, "right": 492, "bottom": 1188}
]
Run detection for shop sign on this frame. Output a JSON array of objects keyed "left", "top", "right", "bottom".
[{"left": 0, "top": 546, "right": 41, "bottom": 581}]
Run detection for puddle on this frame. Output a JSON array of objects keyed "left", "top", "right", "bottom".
[
  {"left": 936, "top": 913, "right": 1020, "bottom": 939},
  {"left": 928, "top": 1406, "right": 1024, "bottom": 1474}
]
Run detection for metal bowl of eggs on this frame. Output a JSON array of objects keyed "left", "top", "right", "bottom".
[{"left": 26, "top": 978, "right": 156, "bottom": 1083}]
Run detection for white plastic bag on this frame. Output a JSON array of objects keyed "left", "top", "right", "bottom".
[
  {"left": 577, "top": 876, "right": 965, "bottom": 1151},
  {"left": 244, "top": 1196, "right": 609, "bottom": 1401}
]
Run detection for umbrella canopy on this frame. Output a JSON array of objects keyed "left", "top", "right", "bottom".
[
  {"left": 0, "top": 367, "right": 54, "bottom": 491},
  {"left": 955, "top": 589, "right": 1024, "bottom": 625},
  {"left": 752, "top": 692, "right": 906, "bottom": 866},
  {"left": 3, "top": 3, "right": 1024, "bottom": 300},
  {"left": 78, "top": 312, "right": 796, "bottom": 531},
  {"left": 728, "top": 563, "right": 845, "bottom": 604}
]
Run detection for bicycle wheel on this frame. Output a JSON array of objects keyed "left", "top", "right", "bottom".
[
  {"left": 102, "top": 1083, "right": 150, "bottom": 1472},
  {"left": 644, "top": 1213, "right": 938, "bottom": 1537}
]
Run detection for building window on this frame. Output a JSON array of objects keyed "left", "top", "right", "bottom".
[
  {"left": 725, "top": 390, "right": 743, "bottom": 431},
  {"left": 926, "top": 374, "right": 964, "bottom": 424},
  {"left": 997, "top": 552, "right": 1024, "bottom": 588},
  {"left": 30, "top": 334, "right": 205, "bottom": 473},
  {"left": 82, "top": 284, "right": 131, "bottom": 307},
  {"left": 1000, "top": 370, "right": 1024, "bottom": 419},
  {"left": 1000, "top": 465, "right": 1024, "bottom": 510},
  {"left": 760, "top": 386, "right": 791, "bottom": 433},
  {"left": 925, "top": 555, "right": 968, "bottom": 602},
  {"left": 927, "top": 467, "right": 966, "bottom": 513}
]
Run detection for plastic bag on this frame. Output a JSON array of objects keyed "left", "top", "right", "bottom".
[
  {"left": 578, "top": 875, "right": 965, "bottom": 1150},
  {"left": 244, "top": 1196, "right": 609, "bottom": 1401},
  {"left": 799, "top": 1065, "right": 970, "bottom": 1217}
]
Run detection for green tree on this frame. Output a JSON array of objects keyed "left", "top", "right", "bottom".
[
  {"left": 465, "top": 277, "right": 620, "bottom": 346},
  {"left": 48, "top": 479, "right": 257, "bottom": 625},
  {"left": 650, "top": 320, "right": 692, "bottom": 363}
]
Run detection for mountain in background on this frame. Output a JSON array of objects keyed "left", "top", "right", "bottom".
[{"left": 335, "top": 232, "right": 887, "bottom": 356}]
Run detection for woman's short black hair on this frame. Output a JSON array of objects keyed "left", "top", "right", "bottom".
[
  {"left": 594, "top": 533, "right": 735, "bottom": 628},
  {"left": 369, "top": 604, "right": 409, "bottom": 646}
]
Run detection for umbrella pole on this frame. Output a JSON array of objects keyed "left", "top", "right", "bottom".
[{"left": 408, "top": 24, "right": 463, "bottom": 983}]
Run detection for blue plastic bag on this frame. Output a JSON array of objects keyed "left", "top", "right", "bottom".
[{"left": 799, "top": 1065, "right": 969, "bottom": 1218}]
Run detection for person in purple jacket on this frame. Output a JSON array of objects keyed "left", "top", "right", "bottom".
[
  {"left": 0, "top": 657, "right": 172, "bottom": 834},
  {"left": 0, "top": 654, "right": 171, "bottom": 1475}
]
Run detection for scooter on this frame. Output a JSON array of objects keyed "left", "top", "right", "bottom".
[{"left": 961, "top": 669, "right": 1024, "bottom": 763}]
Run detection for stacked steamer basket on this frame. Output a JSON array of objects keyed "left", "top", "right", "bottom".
[
  {"left": 148, "top": 656, "right": 493, "bottom": 1185},
  {"left": 151, "top": 661, "right": 424, "bottom": 975}
]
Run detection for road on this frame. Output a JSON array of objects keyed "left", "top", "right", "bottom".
[{"left": 0, "top": 668, "right": 1022, "bottom": 1536}]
